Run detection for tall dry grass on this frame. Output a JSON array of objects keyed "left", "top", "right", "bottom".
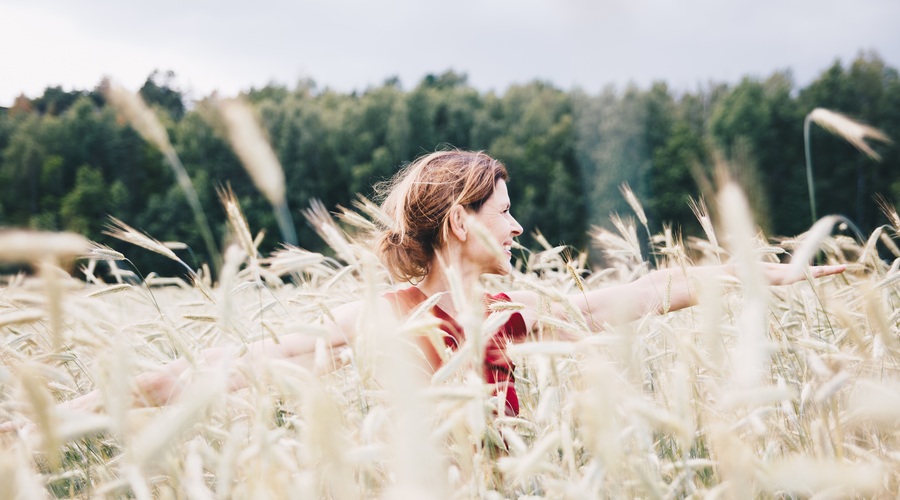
[
  {"left": 105, "top": 83, "right": 221, "bottom": 271},
  {"left": 803, "top": 107, "right": 892, "bottom": 223},
  {"left": 0, "top": 183, "right": 897, "bottom": 498},
  {"left": 217, "top": 98, "right": 298, "bottom": 246}
]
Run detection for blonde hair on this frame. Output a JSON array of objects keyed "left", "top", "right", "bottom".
[{"left": 376, "top": 150, "right": 509, "bottom": 282}]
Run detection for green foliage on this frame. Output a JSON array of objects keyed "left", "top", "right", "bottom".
[
  {"left": 31, "top": 86, "right": 103, "bottom": 116},
  {"left": 139, "top": 70, "right": 185, "bottom": 120},
  {"left": 60, "top": 165, "right": 110, "bottom": 234},
  {"left": 649, "top": 121, "right": 707, "bottom": 235},
  {"left": 487, "top": 82, "right": 585, "bottom": 248},
  {"left": 710, "top": 77, "right": 779, "bottom": 230},
  {"left": 575, "top": 85, "right": 655, "bottom": 236},
  {"left": 1, "top": 54, "right": 898, "bottom": 272}
]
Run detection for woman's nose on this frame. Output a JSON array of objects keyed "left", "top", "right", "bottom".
[{"left": 511, "top": 216, "right": 523, "bottom": 236}]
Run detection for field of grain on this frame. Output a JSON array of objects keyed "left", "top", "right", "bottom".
[{"left": 1, "top": 187, "right": 899, "bottom": 499}]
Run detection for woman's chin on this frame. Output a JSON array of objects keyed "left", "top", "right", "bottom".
[
  {"left": 494, "top": 261, "right": 513, "bottom": 276},
  {"left": 477, "top": 256, "right": 514, "bottom": 277}
]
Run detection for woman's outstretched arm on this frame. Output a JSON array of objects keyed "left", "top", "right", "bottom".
[
  {"left": 0, "top": 302, "right": 362, "bottom": 434},
  {"left": 113, "top": 300, "right": 362, "bottom": 407},
  {"left": 510, "top": 263, "right": 846, "bottom": 332},
  {"left": 580, "top": 263, "right": 845, "bottom": 325}
]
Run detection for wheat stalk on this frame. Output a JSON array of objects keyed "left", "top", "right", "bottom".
[
  {"left": 218, "top": 98, "right": 297, "bottom": 246},
  {"left": 217, "top": 186, "right": 258, "bottom": 261},
  {"left": 807, "top": 108, "right": 891, "bottom": 160},
  {"left": 803, "top": 107, "right": 892, "bottom": 223},
  {"left": 105, "top": 83, "right": 221, "bottom": 270},
  {"left": 104, "top": 217, "right": 193, "bottom": 275}
]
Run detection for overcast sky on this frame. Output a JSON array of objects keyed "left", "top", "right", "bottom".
[{"left": 2, "top": 0, "right": 898, "bottom": 106}]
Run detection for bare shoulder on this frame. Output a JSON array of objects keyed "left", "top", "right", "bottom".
[{"left": 328, "top": 300, "right": 362, "bottom": 332}]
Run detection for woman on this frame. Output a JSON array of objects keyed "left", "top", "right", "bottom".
[
  {"left": 4, "top": 150, "right": 846, "bottom": 422},
  {"left": 333, "top": 150, "right": 844, "bottom": 415}
]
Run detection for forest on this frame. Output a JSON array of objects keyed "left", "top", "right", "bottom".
[{"left": 0, "top": 51, "right": 897, "bottom": 272}]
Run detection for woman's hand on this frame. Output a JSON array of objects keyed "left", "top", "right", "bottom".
[{"left": 751, "top": 262, "right": 846, "bottom": 286}]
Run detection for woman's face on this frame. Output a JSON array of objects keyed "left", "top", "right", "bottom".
[{"left": 464, "top": 180, "right": 523, "bottom": 275}]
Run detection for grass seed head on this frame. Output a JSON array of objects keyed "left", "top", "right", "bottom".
[
  {"left": 105, "top": 83, "right": 175, "bottom": 156},
  {"left": 620, "top": 183, "right": 648, "bottom": 227},
  {"left": 808, "top": 107, "right": 891, "bottom": 161},
  {"left": 218, "top": 98, "right": 286, "bottom": 207},
  {"left": 104, "top": 217, "right": 188, "bottom": 268},
  {"left": 218, "top": 186, "right": 258, "bottom": 260}
]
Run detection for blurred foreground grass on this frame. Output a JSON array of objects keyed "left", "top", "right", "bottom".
[{"left": 0, "top": 196, "right": 898, "bottom": 499}]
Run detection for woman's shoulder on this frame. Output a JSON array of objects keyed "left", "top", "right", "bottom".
[{"left": 381, "top": 286, "right": 429, "bottom": 317}]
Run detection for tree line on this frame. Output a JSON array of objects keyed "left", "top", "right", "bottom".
[{"left": 1, "top": 53, "right": 898, "bottom": 274}]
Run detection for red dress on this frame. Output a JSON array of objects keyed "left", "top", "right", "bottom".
[{"left": 383, "top": 287, "right": 528, "bottom": 416}]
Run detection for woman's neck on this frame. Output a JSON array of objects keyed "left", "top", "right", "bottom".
[
  {"left": 416, "top": 271, "right": 452, "bottom": 299},
  {"left": 416, "top": 258, "right": 482, "bottom": 314}
]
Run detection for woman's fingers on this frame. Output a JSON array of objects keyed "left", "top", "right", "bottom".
[
  {"left": 760, "top": 262, "right": 846, "bottom": 286},
  {"left": 810, "top": 264, "right": 847, "bottom": 278}
]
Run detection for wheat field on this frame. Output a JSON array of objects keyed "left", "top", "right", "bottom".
[{"left": 0, "top": 189, "right": 898, "bottom": 499}]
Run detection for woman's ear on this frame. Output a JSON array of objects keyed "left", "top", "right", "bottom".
[{"left": 448, "top": 204, "right": 468, "bottom": 242}]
